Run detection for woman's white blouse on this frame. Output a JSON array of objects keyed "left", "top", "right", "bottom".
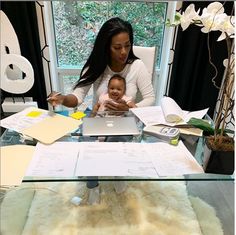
[{"left": 72, "top": 59, "right": 155, "bottom": 107}]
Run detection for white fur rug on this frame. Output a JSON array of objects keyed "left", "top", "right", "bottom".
[{"left": 1, "top": 181, "right": 223, "bottom": 235}]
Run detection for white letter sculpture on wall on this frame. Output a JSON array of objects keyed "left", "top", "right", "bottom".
[{"left": 1, "top": 10, "right": 37, "bottom": 112}]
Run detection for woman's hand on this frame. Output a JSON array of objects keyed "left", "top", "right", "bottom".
[
  {"left": 47, "top": 91, "right": 64, "bottom": 107},
  {"left": 105, "top": 99, "right": 129, "bottom": 116}
]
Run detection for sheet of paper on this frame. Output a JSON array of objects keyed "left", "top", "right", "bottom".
[
  {"left": 184, "top": 108, "right": 209, "bottom": 122},
  {"left": 130, "top": 106, "right": 166, "bottom": 126},
  {"left": 25, "top": 142, "right": 80, "bottom": 177},
  {"left": 1, "top": 145, "right": 35, "bottom": 186},
  {"left": 0, "top": 107, "right": 50, "bottom": 132},
  {"left": 76, "top": 142, "right": 203, "bottom": 177},
  {"left": 149, "top": 141, "right": 204, "bottom": 176},
  {"left": 76, "top": 142, "right": 158, "bottom": 177}
]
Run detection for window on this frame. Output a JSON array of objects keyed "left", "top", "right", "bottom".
[
  {"left": 41, "top": 1, "right": 176, "bottom": 108},
  {"left": 52, "top": 1, "right": 167, "bottom": 69}
]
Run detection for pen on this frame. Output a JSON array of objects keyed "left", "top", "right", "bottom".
[{"left": 47, "top": 92, "right": 62, "bottom": 101}]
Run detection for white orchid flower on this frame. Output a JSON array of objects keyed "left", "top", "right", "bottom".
[
  {"left": 180, "top": 4, "right": 200, "bottom": 30},
  {"left": 167, "top": 1, "right": 234, "bottom": 42},
  {"left": 200, "top": 2, "right": 225, "bottom": 33},
  {"left": 216, "top": 15, "right": 235, "bottom": 41},
  {"left": 205, "top": 2, "right": 224, "bottom": 15}
]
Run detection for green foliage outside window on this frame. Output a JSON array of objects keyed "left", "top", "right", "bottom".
[{"left": 52, "top": 1, "right": 167, "bottom": 69}]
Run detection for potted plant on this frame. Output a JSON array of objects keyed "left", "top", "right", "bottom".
[{"left": 167, "top": 2, "right": 234, "bottom": 174}]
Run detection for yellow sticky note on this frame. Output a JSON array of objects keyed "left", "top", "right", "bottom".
[
  {"left": 70, "top": 111, "right": 86, "bottom": 120},
  {"left": 26, "top": 111, "right": 42, "bottom": 117}
]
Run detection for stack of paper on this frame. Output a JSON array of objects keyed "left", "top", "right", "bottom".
[
  {"left": 0, "top": 107, "right": 82, "bottom": 144},
  {"left": 25, "top": 141, "right": 204, "bottom": 178},
  {"left": 131, "top": 97, "right": 208, "bottom": 136},
  {"left": 1, "top": 145, "right": 35, "bottom": 186}
]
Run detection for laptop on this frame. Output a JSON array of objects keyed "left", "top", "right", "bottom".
[{"left": 82, "top": 116, "right": 140, "bottom": 136}]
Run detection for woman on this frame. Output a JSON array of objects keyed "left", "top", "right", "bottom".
[
  {"left": 48, "top": 17, "right": 155, "bottom": 111},
  {"left": 48, "top": 17, "right": 155, "bottom": 205}
]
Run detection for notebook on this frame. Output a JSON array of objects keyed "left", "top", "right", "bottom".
[{"left": 82, "top": 116, "right": 140, "bottom": 136}]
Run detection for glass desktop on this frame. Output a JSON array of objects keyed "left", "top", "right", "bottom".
[{"left": 1, "top": 112, "right": 234, "bottom": 182}]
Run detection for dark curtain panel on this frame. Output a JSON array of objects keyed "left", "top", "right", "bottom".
[
  {"left": 1, "top": 1, "right": 48, "bottom": 109},
  {"left": 168, "top": 1, "right": 233, "bottom": 118}
]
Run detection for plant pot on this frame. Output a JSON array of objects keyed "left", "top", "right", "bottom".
[{"left": 203, "top": 136, "right": 234, "bottom": 175}]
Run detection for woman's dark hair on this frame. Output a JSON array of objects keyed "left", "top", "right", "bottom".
[
  {"left": 108, "top": 74, "right": 126, "bottom": 91},
  {"left": 74, "top": 17, "right": 138, "bottom": 89}
]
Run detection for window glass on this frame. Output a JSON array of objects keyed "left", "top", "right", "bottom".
[
  {"left": 52, "top": 1, "right": 167, "bottom": 69},
  {"left": 62, "top": 75, "right": 79, "bottom": 94}
]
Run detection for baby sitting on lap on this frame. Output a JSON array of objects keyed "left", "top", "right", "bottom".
[{"left": 91, "top": 74, "right": 135, "bottom": 116}]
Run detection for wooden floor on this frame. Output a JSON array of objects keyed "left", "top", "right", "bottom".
[{"left": 187, "top": 181, "right": 234, "bottom": 235}]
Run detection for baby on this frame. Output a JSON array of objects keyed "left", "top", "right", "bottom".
[{"left": 91, "top": 74, "right": 135, "bottom": 116}]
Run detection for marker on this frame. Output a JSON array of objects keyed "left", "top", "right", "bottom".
[
  {"left": 47, "top": 92, "right": 61, "bottom": 101},
  {"left": 170, "top": 138, "right": 179, "bottom": 146}
]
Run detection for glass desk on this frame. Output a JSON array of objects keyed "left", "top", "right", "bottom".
[
  {"left": 0, "top": 114, "right": 234, "bottom": 235},
  {"left": 1, "top": 119, "right": 234, "bottom": 182}
]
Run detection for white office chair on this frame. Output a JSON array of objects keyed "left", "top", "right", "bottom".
[{"left": 133, "top": 45, "right": 157, "bottom": 102}]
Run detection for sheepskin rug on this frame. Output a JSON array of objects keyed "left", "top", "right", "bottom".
[{"left": 1, "top": 181, "right": 223, "bottom": 235}]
